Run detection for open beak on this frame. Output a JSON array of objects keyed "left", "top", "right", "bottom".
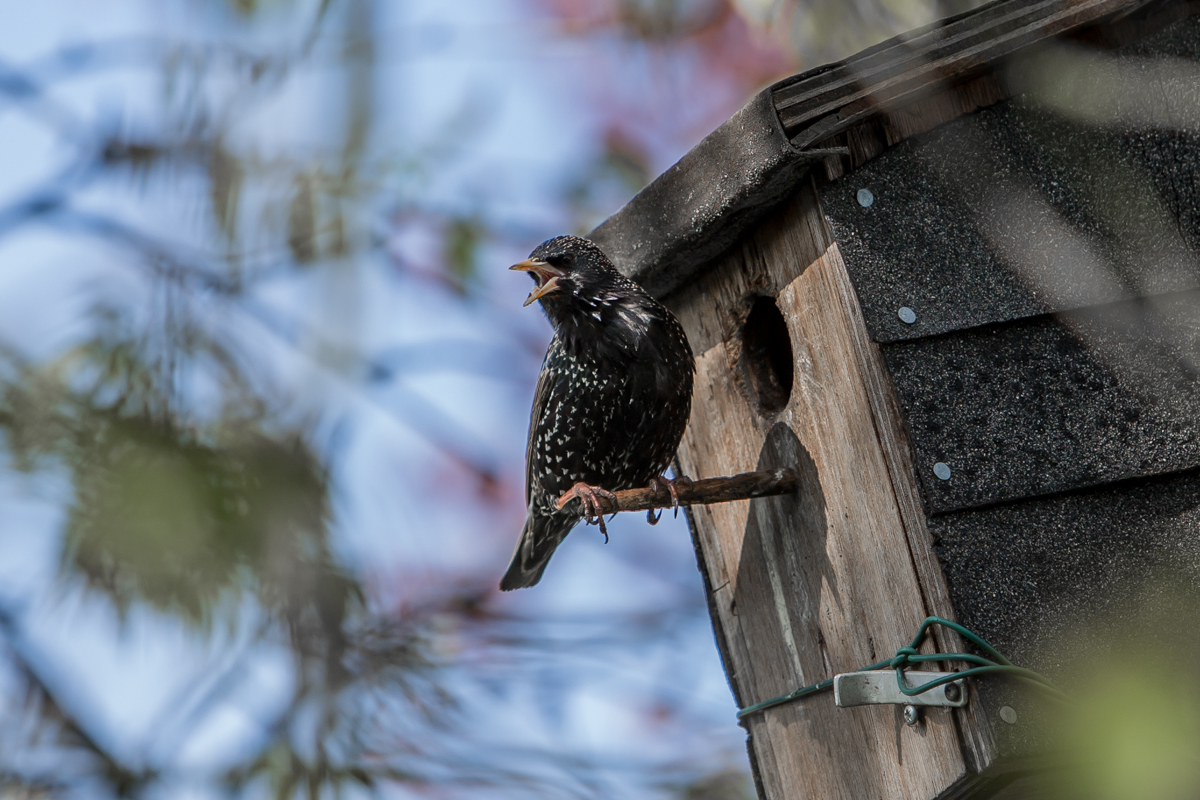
[{"left": 510, "top": 258, "right": 565, "bottom": 307}]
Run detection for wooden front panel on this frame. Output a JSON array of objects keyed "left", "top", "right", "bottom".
[{"left": 668, "top": 183, "right": 990, "bottom": 799}]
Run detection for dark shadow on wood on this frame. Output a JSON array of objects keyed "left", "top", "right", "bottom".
[{"left": 735, "top": 422, "right": 889, "bottom": 798}]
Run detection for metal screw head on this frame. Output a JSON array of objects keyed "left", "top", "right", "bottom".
[
  {"left": 943, "top": 682, "right": 961, "bottom": 702},
  {"left": 857, "top": 188, "right": 875, "bottom": 208},
  {"left": 999, "top": 705, "right": 1018, "bottom": 725},
  {"left": 903, "top": 705, "right": 920, "bottom": 726},
  {"left": 933, "top": 462, "right": 952, "bottom": 481},
  {"left": 897, "top": 306, "right": 917, "bottom": 324}
]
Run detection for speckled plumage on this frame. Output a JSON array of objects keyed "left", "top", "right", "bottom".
[{"left": 501, "top": 236, "right": 695, "bottom": 591}]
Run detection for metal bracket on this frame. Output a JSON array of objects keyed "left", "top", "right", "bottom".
[{"left": 833, "top": 671, "right": 967, "bottom": 708}]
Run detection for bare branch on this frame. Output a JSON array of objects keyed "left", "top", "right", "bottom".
[{"left": 555, "top": 469, "right": 800, "bottom": 516}]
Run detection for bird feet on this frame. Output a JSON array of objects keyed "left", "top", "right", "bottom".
[
  {"left": 556, "top": 482, "right": 618, "bottom": 542},
  {"left": 646, "top": 475, "right": 693, "bottom": 524}
]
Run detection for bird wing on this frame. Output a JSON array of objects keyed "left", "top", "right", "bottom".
[{"left": 525, "top": 342, "right": 557, "bottom": 508}]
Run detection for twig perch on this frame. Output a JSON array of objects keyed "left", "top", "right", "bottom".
[{"left": 554, "top": 468, "right": 799, "bottom": 517}]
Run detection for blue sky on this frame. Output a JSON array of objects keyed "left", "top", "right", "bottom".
[{"left": 0, "top": 1, "right": 756, "bottom": 796}]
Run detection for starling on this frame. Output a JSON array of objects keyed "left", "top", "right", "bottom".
[{"left": 500, "top": 235, "right": 695, "bottom": 591}]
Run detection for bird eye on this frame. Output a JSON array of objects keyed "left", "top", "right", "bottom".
[{"left": 551, "top": 252, "right": 575, "bottom": 269}]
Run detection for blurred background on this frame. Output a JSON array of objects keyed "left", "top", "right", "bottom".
[{"left": 0, "top": 1, "right": 999, "bottom": 798}]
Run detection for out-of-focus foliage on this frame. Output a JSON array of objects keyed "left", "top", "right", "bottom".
[
  {"left": 67, "top": 418, "right": 332, "bottom": 623},
  {"left": 444, "top": 216, "right": 485, "bottom": 289},
  {"left": 0, "top": 317, "right": 339, "bottom": 624},
  {"left": 561, "top": 0, "right": 991, "bottom": 72},
  {"left": 730, "top": 0, "right": 990, "bottom": 64},
  {"left": 0, "top": 0, "right": 790, "bottom": 797},
  {"left": 674, "top": 768, "right": 755, "bottom": 800},
  {"left": 1045, "top": 583, "right": 1200, "bottom": 800},
  {"left": 538, "top": 0, "right": 795, "bottom": 232}
]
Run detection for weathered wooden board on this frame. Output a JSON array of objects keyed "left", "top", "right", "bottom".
[{"left": 668, "top": 182, "right": 993, "bottom": 799}]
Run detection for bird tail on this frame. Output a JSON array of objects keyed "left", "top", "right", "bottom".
[{"left": 500, "top": 513, "right": 574, "bottom": 591}]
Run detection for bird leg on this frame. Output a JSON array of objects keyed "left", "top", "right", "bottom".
[
  {"left": 556, "top": 482, "right": 618, "bottom": 542},
  {"left": 649, "top": 475, "right": 693, "bottom": 518}
]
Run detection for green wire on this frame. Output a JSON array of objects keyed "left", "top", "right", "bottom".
[{"left": 736, "top": 616, "right": 1069, "bottom": 720}]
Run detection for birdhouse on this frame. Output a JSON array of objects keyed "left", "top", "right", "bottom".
[{"left": 589, "top": 1, "right": 1200, "bottom": 798}]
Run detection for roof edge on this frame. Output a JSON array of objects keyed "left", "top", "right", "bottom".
[{"left": 588, "top": 87, "right": 841, "bottom": 297}]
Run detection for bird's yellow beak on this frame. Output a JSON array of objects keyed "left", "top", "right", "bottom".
[{"left": 511, "top": 258, "right": 565, "bottom": 307}]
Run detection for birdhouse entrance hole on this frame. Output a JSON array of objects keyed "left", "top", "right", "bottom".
[{"left": 741, "top": 295, "right": 794, "bottom": 414}]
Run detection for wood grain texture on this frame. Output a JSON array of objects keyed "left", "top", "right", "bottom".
[
  {"left": 668, "top": 182, "right": 985, "bottom": 799},
  {"left": 820, "top": 242, "right": 998, "bottom": 777}
]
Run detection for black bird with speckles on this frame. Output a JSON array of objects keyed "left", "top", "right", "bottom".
[{"left": 501, "top": 235, "right": 695, "bottom": 590}]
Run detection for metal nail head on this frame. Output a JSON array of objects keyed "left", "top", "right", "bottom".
[
  {"left": 934, "top": 462, "right": 952, "bottom": 481},
  {"left": 943, "top": 682, "right": 961, "bottom": 702},
  {"left": 898, "top": 306, "right": 917, "bottom": 324},
  {"left": 999, "top": 705, "right": 1018, "bottom": 725},
  {"left": 903, "top": 705, "right": 920, "bottom": 726},
  {"left": 857, "top": 188, "right": 874, "bottom": 208}
]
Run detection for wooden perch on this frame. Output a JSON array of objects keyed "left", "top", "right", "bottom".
[{"left": 554, "top": 468, "right": 799, "bottom": 517}]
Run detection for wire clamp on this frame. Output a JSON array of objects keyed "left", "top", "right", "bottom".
[{"left": 834, "top": 671, "right": 967, "bottom": 708}]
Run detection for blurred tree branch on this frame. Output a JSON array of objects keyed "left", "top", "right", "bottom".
[{"left": 0, "top": 0, "right": 777, "bottom": 797}]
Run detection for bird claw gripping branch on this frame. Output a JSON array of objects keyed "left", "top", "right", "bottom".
[
  {"left": 647, "top": 475, "right": 691, "bottom": 523},
  {"left": 556, "top": 482, "right": 619, "bottom": 541}
]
